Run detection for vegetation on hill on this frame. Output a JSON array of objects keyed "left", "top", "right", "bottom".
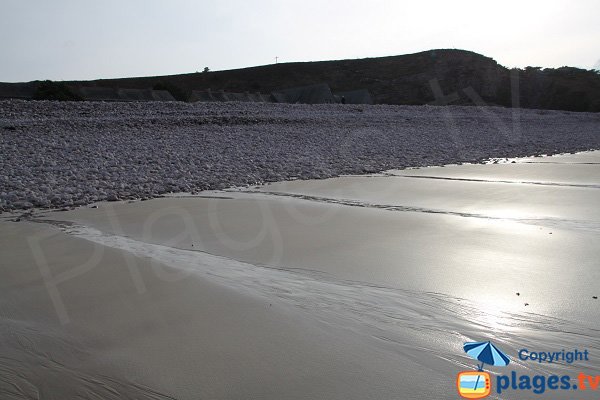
[{"left": 519, "top": 67, "right": 600, "bottom": 112}]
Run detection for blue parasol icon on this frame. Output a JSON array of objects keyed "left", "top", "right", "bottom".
[
  {"left": 464, "top": 341, "right": 510, "bottom": 371},
  {"left": 463, "top": 341, "right": 510, "bottom": 394}
]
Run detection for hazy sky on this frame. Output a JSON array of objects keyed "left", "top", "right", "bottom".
[{"left": 1, "top": 0, "right": 599, "bottom": 82}]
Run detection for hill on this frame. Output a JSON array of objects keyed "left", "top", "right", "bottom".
[{"left": 2, "top": 49, "right": 599, "bottom": 112}]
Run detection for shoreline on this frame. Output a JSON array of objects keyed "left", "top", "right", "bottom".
[
  {"left": 38, "top": 150, "right": 600, "bottom": 323},
  {"left": 2, "top": 100, "right": 599, "bottom": 212},
  {"left": 3, "top": 148, "right": 599, "bottom": 220}
]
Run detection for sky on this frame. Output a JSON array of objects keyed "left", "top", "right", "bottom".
[{"left": 1, "top": 0, "right": 599, "bottom": 82}]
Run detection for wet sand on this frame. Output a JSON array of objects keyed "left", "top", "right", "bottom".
[
  {"left": 58, "top": 152, "right": 600, "bottom": 322},
  {"left": 0, "top": 222, "right": 422, "bottom": 399},
  {"left": 1, "top": 151, "right": 599, "bottom": 399}
]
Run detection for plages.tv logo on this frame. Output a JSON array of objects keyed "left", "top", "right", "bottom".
[{"left": 457, "top": 341, "right": 510, "bottom": 399}]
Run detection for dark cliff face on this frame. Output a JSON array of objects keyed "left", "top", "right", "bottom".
[{"left": 2, "top": 49, "right": 599, "bottom": 112}]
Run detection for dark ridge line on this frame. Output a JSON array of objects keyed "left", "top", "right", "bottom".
[
  {"left": 383, "top": 174, "right": 600, "bottom": 189},
  {"left": 518, "top": 161, "right": 600, "bottom": 165},
  {"left": 241, "top": 190, "right": 600, "bottom": 232}
]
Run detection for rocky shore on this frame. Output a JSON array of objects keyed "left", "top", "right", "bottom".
[{"left": 1, "top": 100, "right": 599, "bottom": 212}]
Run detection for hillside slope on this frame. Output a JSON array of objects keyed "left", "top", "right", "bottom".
[
  {"left": 2, "top": 50, "right": 599, "bottom": 111},
  {"left": 74, "top": 50, "right": 511, "bottom": 105}
]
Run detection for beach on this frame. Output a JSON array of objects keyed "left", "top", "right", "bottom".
[
  {"left": 2, "top": 148, "right": 599, "bottom": 399},
  {"left": 3, "top": 1, "right": 600, "bottom": 398}
]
